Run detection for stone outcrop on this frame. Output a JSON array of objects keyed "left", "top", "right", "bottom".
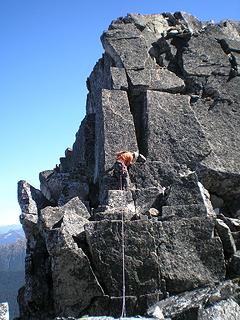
[
  {"left": 17, "top": 12, "right": 240, "bottom": 319},
  {"left": 148, "top": 280, "right": 240, "bottom": 320},
  {"left": 0, "top": 303, "right": 9, "bottom": 320}
]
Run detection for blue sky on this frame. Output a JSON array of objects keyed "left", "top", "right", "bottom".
[{"left": 0, "top": 0, "right": 239, "bottom": 225}]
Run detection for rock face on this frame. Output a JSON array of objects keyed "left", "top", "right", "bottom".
[
  {"left": 148, "top": 280, "right": 240, "bottom": 320},
  {"left": 0, "top": 303, "right": 9, "bottom": 320},
  {"left": 17, "top": 12, "right": 240, "bottom": 319}
]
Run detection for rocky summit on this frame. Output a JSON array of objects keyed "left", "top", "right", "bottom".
[{"left": 16, "top": 12, "right": 240, "bottom": 320}]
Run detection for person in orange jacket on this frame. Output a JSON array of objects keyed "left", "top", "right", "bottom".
[{"left": 106, "top": 150, "right": 146, "bottom": 190}]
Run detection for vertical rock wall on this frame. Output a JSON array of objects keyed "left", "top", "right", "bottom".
[{"left": 17, "top": 12, "right": 240, "bottom": 319}]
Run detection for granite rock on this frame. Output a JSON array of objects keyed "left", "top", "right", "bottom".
[
  {"left": 17, "top": 11, "right": 240, "bottom": 319},
  {"left": 216, "top": 219, "right": 236, "bottom": 257},
  {"left": 85, "top": 218, "right": 225, "bottom": 298},
  {"left": 148, "top": 280, "right": 239, "bottom": 319},
  {"left": 0, "top": 303, "right": 8, "bottom": 320}
]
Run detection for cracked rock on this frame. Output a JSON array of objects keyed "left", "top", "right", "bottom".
[{"left": 17, "top": 11, "right": 240, "bottom": 319}]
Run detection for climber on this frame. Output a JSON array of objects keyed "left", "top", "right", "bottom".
[{"left": 106, "top": 150, "right": 146, "bottom": 190}]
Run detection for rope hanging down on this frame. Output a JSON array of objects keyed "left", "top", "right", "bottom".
[{"left": 120, "top": 192, "right": 126, "bottom": 318}]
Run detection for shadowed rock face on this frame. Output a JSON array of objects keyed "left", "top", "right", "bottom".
[{"left": 17, "top": 12, "right": 240, "bottom": 319}]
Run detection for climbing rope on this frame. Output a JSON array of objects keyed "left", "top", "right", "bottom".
[{"left": 120, "top": 192, "right": 126, "bottom": 318}]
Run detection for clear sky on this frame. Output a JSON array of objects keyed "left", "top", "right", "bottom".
[{"left": 0, "top": 0, "right": 239, "bottom": 226}]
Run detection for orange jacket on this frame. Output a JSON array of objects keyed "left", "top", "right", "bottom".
[{"left": 116, "top": 151, "right": 134, "bottom": 167}]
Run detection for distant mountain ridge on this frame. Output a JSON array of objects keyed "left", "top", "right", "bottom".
[
  {"left": 0, "top": 226, "right": 24, "bottom": 245},
  {"left": 0, "top": 224, "right": 22, "bottom": 234},
  {"left": 0, "top": 233, "right": 25, "bottom": 319}
]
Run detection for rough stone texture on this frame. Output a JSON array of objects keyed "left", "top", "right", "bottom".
[
  {"left": 18, "top": 232, "right": 54, "bottom": 320},
  {"left": 101, "top": 22, "right": 155, "bottom": 70},
  {"left": 110, "top": 67, "right": 128, "bottom": 90},
  {"left": 126, "top": 68, "right": 185, "bottom": 92},
  {"left": 104, "top": 190, "right": 135, "bottom": 211},
  {"left": 92, "top": 190, "right": 137, "bottom": 221},
  {"left": 38, "top": 199, "right": 103, "bottom": 318},
  {"left": 181, "top": 30, "right": 230, "bottom": 77},
  {"left": 39, "top": 170, "right": 89, "bottom": 206},
  {"left": 17, "top": 180, "right": 53, "bottom": 319},
  {"left": 40, "top": 197, "right": 90, "bottom": 231},
  {"left": 85, "top": 218, "right": 225, "bottom": 298},
  {"left": 228, "top": 251, "right": 240, "bottom": 277},
  {"left": 161, "top": 204, "right": 207, "bottom": 220},
  {"left": 148, "top": 281, "right": 239, "bottom": 319},
  {"left": 71, "top": 114, "right": 95, "bottom": 180},
  {"left": 92, "top": 208, "right": 135, "bottom": 222},
  {"left": 50, "top": 247, "right": 103, "bottom": 317},
  {"left": 132, "top": 186, "right": 165, "bottom": 215},
  {"left": 18, "top": 180, "right": 48, "bottom": 215},
  {"left": 201, "top": 299, "right": 240, "bottom": 320},
  {"left": 165, "top": 173, "right": 206, "bottom": 206},
  {"left": 39, "top": 170, "right": 59, "bottom": 203},
  {"left": 193, "top": 77, "right": 240, "bottom": 174},
  {"left": 95, "top": 89, "right": 138, "bottom": 183},
  {"left": 232, "top": 231, "right": 240, "bottom": 250},
  {"left": 221, "top": 216, "right": 240, "bottom": 232},
  {"left": 17, "top": 12, "right": 240, "bottom": 320},
  {"left": 0, "top": 303, "right": 8, "bottom": 320},
  {"left": 216, "top": 219, "right": 236, "bottom": 257},
  {"left": 144, "top": 91, "right": 211, "bottom": 164}
]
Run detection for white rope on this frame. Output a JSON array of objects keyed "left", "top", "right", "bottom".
[{"left": 120, "top": 193, "right": 126, "bottom": 318}]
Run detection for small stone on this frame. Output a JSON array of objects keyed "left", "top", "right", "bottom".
[
  {"left": 0, "top": 303, "right": 9, "bottom": 320},
  {"left": 148, "top": 208, "right": 160, "bottom": 217}
]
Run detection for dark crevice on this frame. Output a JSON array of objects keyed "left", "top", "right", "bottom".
[
  {"left": 198, "top": 168, "right": 240, "bottom": 220},
  {"left": 228, "top": 54, "right": 239, "bottom": 81},
  {"left": 162, "top": 12, "right": 179, "bottom": 26},
  {"left": 149, "top": 37, "right": 174, "bottom": 68},
  {"left": 152, "top": 192, "right": 169, "bottom": 214},
  {"left": 84, "top": 113, "right": 96, "bottom": 178},
  {"left": 216, "top": 39, "right": 232, "bottom": 55},
  {"left": 87, "top": 180, "right": 100, "bottom": 210},
  {"left": 72, "top": 232, "right": 109, "bottom": 295},
  {"left": 199, "top": 78, "right": 233, "bottom": 111},
  {"left": 222, "top": 195, "right": 240, "bottom": 219},
  {"left": 149, "top": 31, "right": 195, "bottom": 97},
  {"left": 216, "top": 38, "right": 239, "bottom": 81},
  {"left": 23, "top": 234, "right": 54, "bottom": 318},
  {"left": 52, "top": 217, "right": 63, "bottom": 229},
  {"left": 216, "top": 38, "right": 240, "bottom": 55},
  {"left": 185, "top": 76, "right": 208, "bottom": 96},
  {"left": 127, "top": 88, "right": 148, "bottom": 158},
  {"left": 167, "top": 36, "right": 191, "bottom": 78}
]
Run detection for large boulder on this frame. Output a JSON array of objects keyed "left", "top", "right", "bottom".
[
  {"left": 148, "top": 280, "right": 239, "bottom": 319},
  {"left": 143, "top": 91, "right": 211, "bottom": 164},
  {"left": 38, "top": 198, "right": 103, "bottom": 318},
  {"left": 17, "top": 182, "right": 53, "bottom": 320},
  {"left": 85, "top": 218, "right": 225, "bottom": 298}
]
